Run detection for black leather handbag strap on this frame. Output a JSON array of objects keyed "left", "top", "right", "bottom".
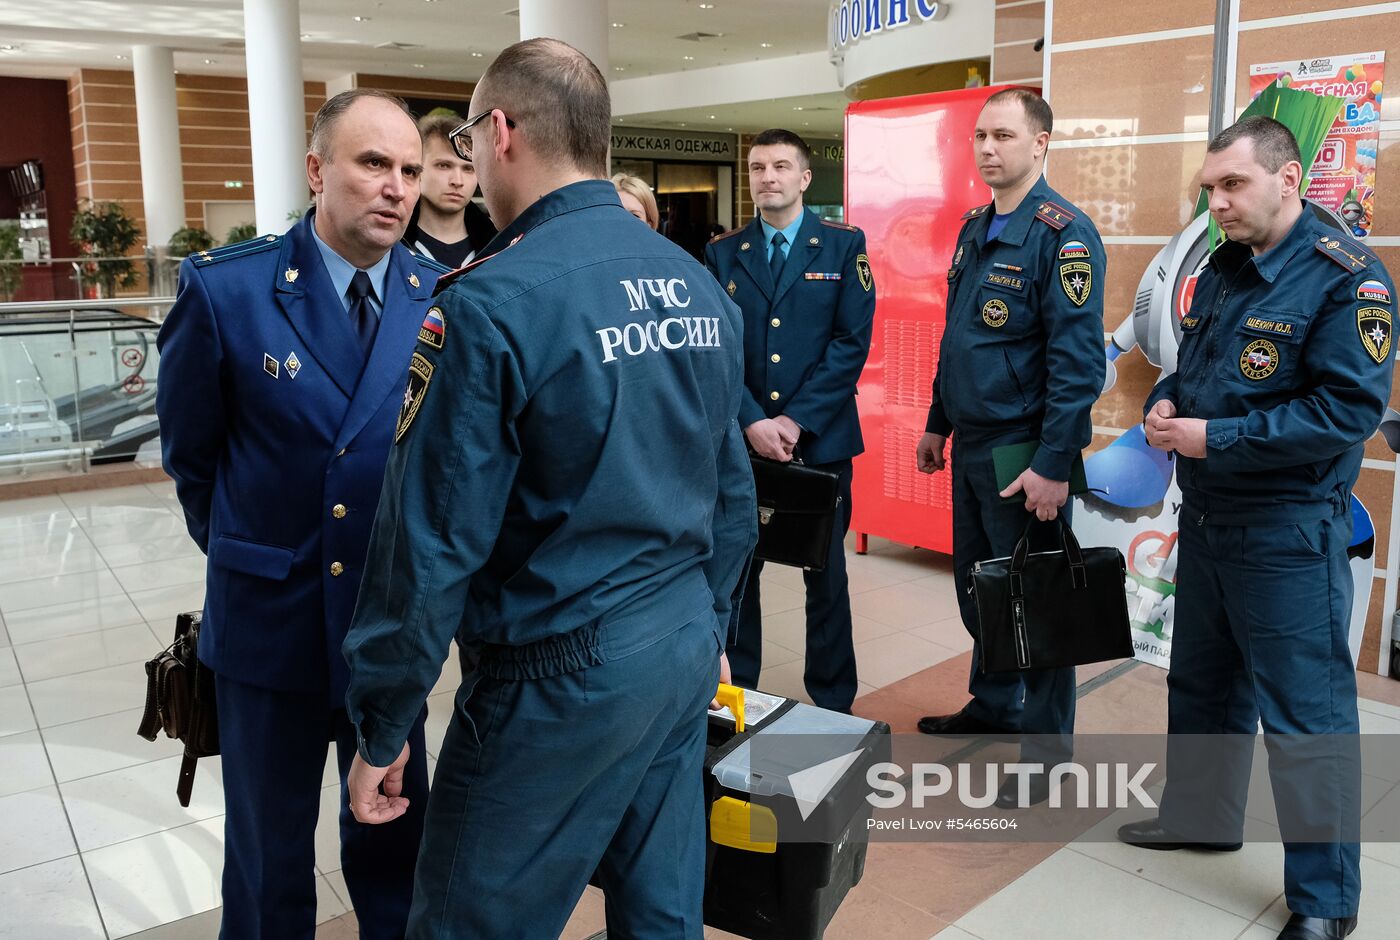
[{"left": 1008, "top": 517, "right": 1088, "bottom": 597}]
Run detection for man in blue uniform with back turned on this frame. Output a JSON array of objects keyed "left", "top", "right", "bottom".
[
  {"left": 704, "top": 128, "right": 875, "bottom": 714},
  {"left": 341, "top": 39, "right": 756, "bottom": 939},
  {"left": 914, "top": 88, "right": 1106, "bottom": 808},
  {"left": 1118, "top": 116, "right": 1395, "bottom": 940},
  {"left": 157, "top": 89, "right": 445, "bottom": 938}
]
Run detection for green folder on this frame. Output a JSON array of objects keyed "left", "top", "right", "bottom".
[{"left": 991, "top": 441, "right": 1089, "bottom": 504}]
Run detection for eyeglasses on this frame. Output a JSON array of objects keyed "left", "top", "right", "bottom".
[{"left": 448, "top": 108, "right": 517, "bottom": 160}]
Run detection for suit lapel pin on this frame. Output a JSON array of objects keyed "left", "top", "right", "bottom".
[
  {"left": 263, "top": 353, "right": 279, "bottom": 379},
  {"left": 809, "top": 237, "right": 819, "bottom": 245},
  {"left": 741, "top": 241, "right": 751, "bottom": 251},
  {"left": 727, "top": 280, "right": 737, "bottom": 296},
  {"left": 284, "top": 351, "right": 302, "bottom": 379},
  {"left": 409, "top": 272, "right": 420, "bottom": 288},
  {"left": 284, "top": 267, "right": 298, "bottom": 283}
]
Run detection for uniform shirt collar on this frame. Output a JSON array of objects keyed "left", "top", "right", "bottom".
[
  {"left": 758, "top": 209, "right": 807, "bottom": 255},
  {"left": 1249, "top": 203, "right": 1319, "bottom": 283},
  {"left": 481, "top": 179, "right": 622, "bottom": 257},
  {"left": 981, "top": 177, "right": 1051, "bottom": 248},
  {"left": 309, "top": 214, "right": 391, "bottom": 313}
]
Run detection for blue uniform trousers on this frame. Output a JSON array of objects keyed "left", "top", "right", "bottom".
[
  {"left": 1160, "top": 512, "right": 1361, "bottom": 919},
  {"left": 406, "top": 614, "right": 720, "bottom": 940},
  {"left": 730, "top": 459, "right": 857, "bottom": 712},
  {"left": 951, "top": 437, "right": 1076, "bottom": 761},
  {"left": 215, "top": 675, "right": 429, "bottom": 939}
]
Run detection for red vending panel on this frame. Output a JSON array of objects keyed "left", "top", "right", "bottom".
[{"left": 845, "top": 85, "right": 1022, "bottom": 555}]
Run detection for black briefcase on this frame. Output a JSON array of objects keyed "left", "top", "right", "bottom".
[
  {"left": 137, "top": 610, "right": 220, "bottom": 807},
  {"left": 750, "top": 454, "right": 841, "bottom": 571},
  {"left": 969, "top": 519, "right": 1133, "bottom": 673}
]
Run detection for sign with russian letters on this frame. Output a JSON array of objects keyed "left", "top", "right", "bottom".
[
  {"left": 829, "top": 0, "right": 948, "bottom": 55},
  {"left": 610, "top": 129, "right": 737, "bottom": 164}
]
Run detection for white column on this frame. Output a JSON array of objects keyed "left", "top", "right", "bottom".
[
  {"left": 243, "top": 0, "right": 308, "bottom": 234},
  {"left": 518, "top": 0, "right": 610, "bottom": 76},
  {"left": 132, "top": 46, "right": 186, "bottom": 246}
]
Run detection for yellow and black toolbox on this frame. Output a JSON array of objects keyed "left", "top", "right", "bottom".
[{"left": 702, "top": 686, "right": 891, "bottom": 939}]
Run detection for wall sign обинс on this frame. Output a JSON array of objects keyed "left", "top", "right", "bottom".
[{"left": 829, "top": 0, "right": 948, "bottom": 54}]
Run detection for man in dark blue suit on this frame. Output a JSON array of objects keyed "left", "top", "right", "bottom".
[
  {"left": 704, "top": 129, "right": 876, "bottom": 713},
  {"left": 157, "top": 88, "right": 446, "bottom": 939}
]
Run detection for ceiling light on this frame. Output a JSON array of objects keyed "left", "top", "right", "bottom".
[
  {"left": 413, "top": 63, "right": 425, "bottom": 68},
  {"left": 471, "top": 52, "right": 484, "bottom": 57},
  {"left": 709, "top": 115, "right": 716, "bottom": 119},
  {"left": 699, "top": 3, "right": 714, "bottom": 8},
  {"left": 203, "top": 58, "right": 215, "bottom": 64},
  {"left": 113, "top": 53, "right": 127, "bottom": 60},
  {"left": 793, "top": 106, "right": 804, "bottom": 111},
  {"left": 683, "top": 55, "right": 694, "bottom": 61},
  {"left": 300, "top": 33, "right": 311, "bottom": 39},
  {"left": 611, "top": 22, "right": 625, "bottom": 28},
  {"left": 760, "top": 42, "right": 772, "bottom": 48},
  {"left": 613, "top": 66, "right": 625, "bottom": 72},
  {"left": 353, "top": 15, "right": 371, "bottom": 22}
]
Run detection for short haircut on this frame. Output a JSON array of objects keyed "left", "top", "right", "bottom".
[
  {"left": 611, "top": 173, "right": 659, "bottom": 229},
  {"left": 418, "top": 110, "right": 466, "bottom": 153},
  {"left": 474, "top": 38, "right": 610, "bottom": 177},
  {"left": 982, "top": 88, "right": 1054, "bottom": 137},
  {"left": 751, "top": 128, "right": 812, "bottom": 169},
  {"left": 1207, "top": 115, "right": 1303, "bottom": 173},
  {"left": 310, "top": 88, "right": 414, "bottom": 159}
]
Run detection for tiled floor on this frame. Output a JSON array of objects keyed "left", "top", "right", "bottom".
[{"left": 2, "top": 483, "right": 1399, "bottom": 939}]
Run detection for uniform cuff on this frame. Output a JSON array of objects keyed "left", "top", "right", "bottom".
[
  {"left": 354, "top": 717, "right": 407, "bottom": 768},
  {"left": 925, "top": 408, "right": 953, "bottom": 436},
  {"left": 1206, "top": 417, "right": 1243, "bottom": 454},
  {"left": 739, "top": 397, "right": 767, "bottom": 429},
  {"left": 1030, "top": 443, "right": 1073, "bottom": 482}
]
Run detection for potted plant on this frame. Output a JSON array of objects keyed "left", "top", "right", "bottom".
[
  {"left": 71, "top": 199, "right": 142, "bottom": 297},
  {"left": 0, "top": 221, "right": 21, "bottom": 302},
  {"left": 225, "top": 223, "right": 258, "bottom": 245},
  {"left": 169, "top": 226, "right": 215, "bottom": 257}
]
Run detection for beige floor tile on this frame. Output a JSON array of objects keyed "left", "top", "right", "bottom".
[
  {"left": 322, "top": 868, "right": 351, "bottom": 910},
  {"left": 84, "top": 817, "right": 225, "bottom": 939},
  {"left": 314, "top": 783, "right": 343, "bottom": 874},
  {"left": 61, "top": 754, "right": 226, "bottom": 852},
  {"left": 14, "top": 621, "right": 159, "bottom": 682},
  {"left": 121, "top": 909, "right": 222, "bottom": 938},
  {"left": 1253, "top": 857, "right": 1400, "bottom": 935},
  {"left": 83, "top": 514, "right": 191, "bottom": 549},
  {"left": 762, "top": 638, "right": 802, "bottom": 667},
  {"left": 28, "top": 662, "right": 149, "bottom": 727},
  {"left": 3, "top": 594, "right": 145, "bottom": 645},
  {"left": 315, "top": 873, "right": 348, "bottom": 923},
  {"left": 560, "top": 884, "right": 607, "bottom": 938},
  {"left": 906, "top": 615, "right": 975, "bottom": 654},
  {"left": 0, "top": 544, "right": 106, "bottom": 585},
  {"left": 757, "top": 659, "right": 813, "bottom": 704},
  {"left": 0, "top": 495, "right": 71, "bottom": 519},
  {"left": 97, "top": 534, "right": 202, "bottom": 569},
  {"left": 127, "top": 583, "right": 205, "bottom": 624},
  {"left": 63, "top": 485, "right": 169, "bottom": 509},
  {"left": 0, "top": 513, "right": 82, "bottom": 543},
  {"left": 44, "top": 706, "right": 185, "bottom": 783},
  {"left": 851, "top": 580, "right": 960, "bottom": 630},
  {"left": 955, "top": 848, "right": 1252, "bottom": 939},
  {"left": 68, "top": 502, "right": 178, "bottom": 532},
  {"left": 821, "top": 882, "right": 948, "bottom": 939},
  {"left": 423, "top": 690, "right": 456, "bottom": 760},
  {"left": 854, "top": 632, "right": 961, "bottom": 690},
  {"left": 931, "top": 928, "right": 980, "bottom": 939},
  {"left": 0, "top": 568, "right": 124, "bottom": 615},
  {"left": 0, "top": 647, "right": 17, "bottom": 687},
  {"left": 0, "top": 685, "right": 36, "bottom": 737},
  {"left": 759, "top": 562, "right": 806, "bottom": 593},
  {"left": 0, "top": 729, "right": 54, "bottom": 797},
  {"left": 1361, "top": 781, "right": 1400, "bottom": 869},
  {"left": 0, "top": 855, "right": 106, "bottom": 939},
  {"left": 0, "top": 786, "right": 77, "bottom": 874},
  {"left": 761, "top": 606, "right": 896, "bottom": 653},
  {"left": 110, "top": 555, "right": 208, "bottom": 594}
]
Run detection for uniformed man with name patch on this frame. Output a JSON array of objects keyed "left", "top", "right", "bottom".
[
  {"left": 915, "top": 88, "right": 1106, "bottom": 809},
  {"left": 1119, "top": 117, "right": 1395, "bottom": 940},
  {"left": 156, "top": 89, "right": 447, "bottom": 938},
  {"left": 342, "top": 40, "right": 755, "bottom": 938},
  {"left": 703, "top": 127, "right": 875, "bottom": 714}
]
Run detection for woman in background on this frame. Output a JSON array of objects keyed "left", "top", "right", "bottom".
[{"left": 611, "top": 173, "right": 659, "bottom": 230}]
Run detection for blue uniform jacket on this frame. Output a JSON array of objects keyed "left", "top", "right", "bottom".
[
  {"left": 1145, "top": 206, "right": 1397, "bottom": 524},
  {"left": 156, "top": 211, "right": 447, "bottom": 699},
  {"left": 925, "top": 180, "right": 1106, "bottom": 481},
  {"left": 703, "top": 209, "right": 876, "bottom": 465},
  {"left": 343, "top": 181, "right": 758, "bottom": 766}
]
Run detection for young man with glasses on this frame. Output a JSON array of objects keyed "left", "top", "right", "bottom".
[{"left": 401, "top": 111, "right": 496, "bottom": 270}]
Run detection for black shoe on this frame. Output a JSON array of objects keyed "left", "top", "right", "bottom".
[
  {"left": 916, "top": 707, "right": 1016, "bottom": 736},
  {"left": 1277, "top": 913, "right": 1358, "bottom": 939},
  {"left": 1116, "top": 817, "right": 1242, "bottom": 852},
  {"left": 994, "top": 772, "right": 1051, "bottom": 808}
]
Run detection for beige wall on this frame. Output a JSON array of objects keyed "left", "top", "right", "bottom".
[
  {"left": 993, "top": 0, "right": 1045, "bottom": 85},
  {"left": 1047, "top": 0, "right": 1400, "bottom": 672}
]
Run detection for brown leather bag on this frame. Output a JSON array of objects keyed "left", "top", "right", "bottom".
[{"left": 137, "top": 610, "right": 219, "bottom": 807}]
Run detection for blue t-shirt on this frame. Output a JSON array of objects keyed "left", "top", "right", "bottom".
[{"left": 987, "top": 213, "right": 1011, "bottom": 243}]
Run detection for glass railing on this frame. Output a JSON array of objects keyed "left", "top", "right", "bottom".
[
  {"left": 0, "top": 248, "right": 189, "bottom": 303},
  {"left": 0, "top": 297, "right": 173, "bottom": 478}
]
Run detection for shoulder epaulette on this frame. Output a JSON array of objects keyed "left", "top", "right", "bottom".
[
  {"left": 432, "top": 233, "right": 522, "bottom": 296},
  {"left": 820, "top": 219, "right": 858, "bottom": 233},
  {"left": 961, "top": 204, "right": 991, "bottom": 220},
  {"left": 1313, "top": 233, "right": 1374, "bottom": 273},
  {"left": 412, "top": 253, "right": 452, "bottom": 275},
  {"left": 1034, "top": 201, "right": 1077, "bottom": 231},
  {"left": 709, "top": 227, "right": 744, "bottom": 244},
  {"left": 191, "top": 234, "right": 281, "bottom": 267}
]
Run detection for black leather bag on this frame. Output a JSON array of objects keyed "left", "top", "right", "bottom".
[
  {"left": 137, "top": 610, "right": 220, "bottom": 807},
  {"left": 750, "top": 454, "right": 841, "bottom": 571},
  {"left": 970, "top": 519, "right": 1133, "bottom": 673}
]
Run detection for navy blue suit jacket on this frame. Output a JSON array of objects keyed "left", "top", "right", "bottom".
[
  {"left": 703, "top": 209, "right": 875, "bottom": 465},
  {"left": 157, "top": 211, "right": 446, "bottom": 700}
]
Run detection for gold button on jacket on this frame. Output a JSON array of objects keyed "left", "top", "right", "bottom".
[
  {"left": 330, "top": 562, "right": 344, "bottom": 577},
  {"left": 332, "top": 504, "right": 347, "bottom": 519}
]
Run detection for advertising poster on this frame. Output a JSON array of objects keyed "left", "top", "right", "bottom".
[{"left": 1249, "top": 52, "right": 1385, "bottom": 238}]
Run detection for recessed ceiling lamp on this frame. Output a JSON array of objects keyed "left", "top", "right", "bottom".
[{"left": 353, "top": 15, "right": 371, "bottom": 22}]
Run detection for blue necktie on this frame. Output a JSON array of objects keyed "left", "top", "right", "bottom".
[
  {"left": 348, "top": 270, "right": 378, "bottom": 355},
  {"left": 769, "top": 231, "right": 787, "bottom": 288}
]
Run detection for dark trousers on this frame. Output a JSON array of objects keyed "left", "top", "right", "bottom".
[
  {"left": 728, "top": 459, "right": 857, "bottom": 712},
  {"left": 215, "top": 674, "right": 429, "bottom": 940},
  {"left": 951, "top": 438, "right": 1076, "bottom": 761},
  {"left": 406, "top": 614, "right": 719, "bottom": 939},
  {"left": 1160, "top": 513, "right": 1361, "bottom": 919}
]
